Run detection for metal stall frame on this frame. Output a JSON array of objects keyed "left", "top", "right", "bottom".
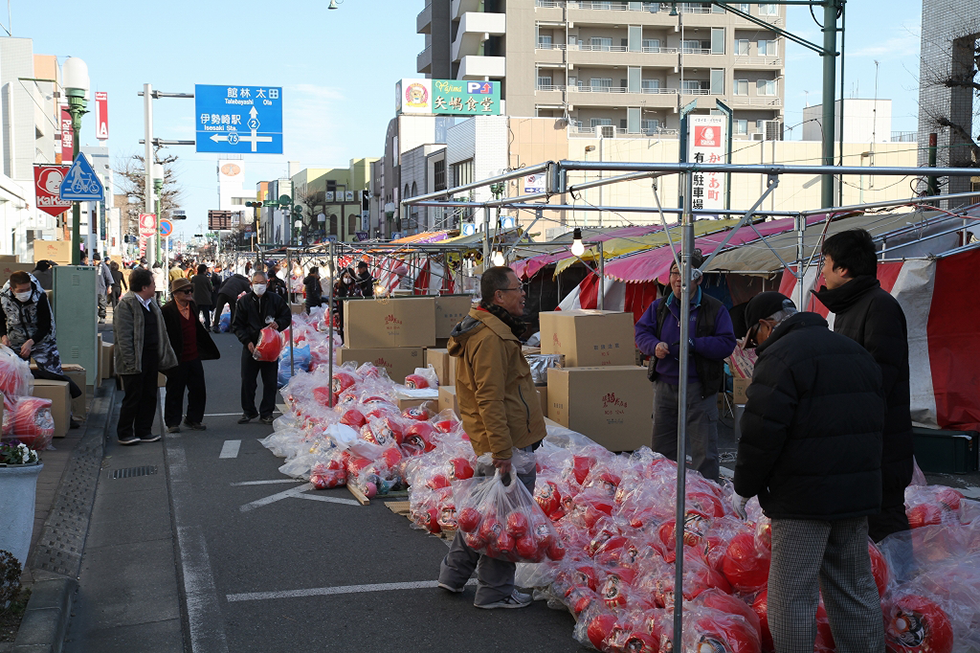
[{"left": 402, "top": 159, "right": 980, "bottom": 645}]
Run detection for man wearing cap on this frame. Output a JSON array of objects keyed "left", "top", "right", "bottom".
[
  {"left": 634, "top": 251, "right": 736, "bottom": 482},
  {"left": 812, "top": 228, "right": 914, "bottom": 546},
  {"left": 733, "top": 292, "right": 885, "bottom": 652},
  {"left": 161, "top": 278, "right": 220, "bottom": 433},
  {"left": 354, "top": 261, "right": 375, "bottom": 298}
]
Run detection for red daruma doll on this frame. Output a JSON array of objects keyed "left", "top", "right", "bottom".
[{"left": 252, "top": 325, "right": 282, "bottom": 362}]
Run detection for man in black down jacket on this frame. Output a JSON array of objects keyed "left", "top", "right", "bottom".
[
  {"left": 734, "top": 292, "right": 884, "bottom": 653},
  {"left": 232, "top": 271, "right": 291, "bottom": 425},
  {"left": 212, "top": 273, "right": 251, "bottom": 333},
  {"left": 812, "top": 228, "right": 913, "bottom": 544}
]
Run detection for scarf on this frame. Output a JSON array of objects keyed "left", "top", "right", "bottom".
[{"left": 480, "top": 302, "right": 525, "bottom": 339}]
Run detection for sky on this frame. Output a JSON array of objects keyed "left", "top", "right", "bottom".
[{"left": 14, "top": 0, "right": 923, "bottom": 242}]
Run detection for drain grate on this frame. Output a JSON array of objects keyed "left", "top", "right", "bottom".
[{"left": 111, "top": 465, "right": 158, "bottom": 479}]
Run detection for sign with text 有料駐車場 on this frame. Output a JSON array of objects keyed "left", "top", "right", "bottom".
[
  {"left": 687, "top": 115, "right": 727, "bottom": 212},
  {"left": 194, "top": 85, "right": 283, "bottom": 154},
  {"left": 396, "top": 79, "right": 500, "bottom": 116}
]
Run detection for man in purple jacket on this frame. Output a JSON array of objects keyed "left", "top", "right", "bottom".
[{"left": 634, "top": 252, "right": 736, "bottom": 482}]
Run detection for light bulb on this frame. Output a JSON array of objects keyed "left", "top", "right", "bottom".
[
  {"left": 491, "top": 250, "right": 506, "bottom": 267},
  {"left": 570, "top": 228, "right": 585, "bottom": 256}
]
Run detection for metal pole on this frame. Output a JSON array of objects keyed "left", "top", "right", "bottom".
[
  {"left": 327, "top": 241, "right": 335, "bottom": 408},
  {"left": 144, "top": 83, "right": 156, "bottom": 266},
  {"left": 287, "top": 248, "right": 295, "bottom": 379},
  {"left": 70, "top": 118, "right": 82, "bottom": 265},
  {"left": 597, "top": 241, "right": 605, "bottom": 310},
  {"left": 820, "top": 1, "right": 838, "bottom": 209},
  {"left": 796, "top": 212, "right": 806, "bottom": 309},
  {"left": 927, "top": 133, "right": 939, "bottom": 196},
  {"left": 483, "top": 206, "right": 491, "bottom": 270},
  {"left": 672, "top": 168, "right": 694, "bottom": 647}
]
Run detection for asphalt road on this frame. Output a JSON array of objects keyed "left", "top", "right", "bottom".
[{"left": 89, "top": 330, "right": 588, "bottom": 653}]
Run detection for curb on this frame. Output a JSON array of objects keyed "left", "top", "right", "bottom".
[{"left": 12, "top": 381, "right": 116, "bottom": 653}]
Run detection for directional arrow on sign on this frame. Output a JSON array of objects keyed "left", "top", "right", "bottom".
[{"left": 209, "top": 107, "right": 273, "bottom": 152}]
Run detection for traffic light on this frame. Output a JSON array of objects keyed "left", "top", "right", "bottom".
[
  {"left": 292, "top": 205, "right": 303, "bottom": 219},
  {"left": 245, "top": 201, "right": 262, "bottom": 209},
  {"left": 361, "top": 190, "right": 370, "bottom": 212}
]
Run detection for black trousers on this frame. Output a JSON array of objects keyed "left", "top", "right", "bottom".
[
  {"left": 198, "top": 305, "right": 212, "bottom": 330},
  {"left": 213, "top": 294, "right": 236, "bottom": 329},
  {"left": 164, "top": 358, "right": 206, "bottom": 427},
  {"left": 241, "top": 346, "right": 277, "bottom": 418},
  {"left": 118, "top": 348, "right": 159, "bottom": 440}
]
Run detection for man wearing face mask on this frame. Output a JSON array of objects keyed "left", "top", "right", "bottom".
[
  {"left": 232, "top": 271, "right": 291, "bottom": 424},
  {"left": 0, "top": 271, "right": 82, "bottom": 426}
]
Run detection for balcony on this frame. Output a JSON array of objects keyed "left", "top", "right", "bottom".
[
  {"left": 417, "top": 3, "right": 432, "bottom": 34},
  {"left": 451, "top": 0, "right": 483, "bottom": 21},
  {"left": 418, "top": 46, "right": 433, "bottom": 75},
  {"left": 729, "top": 95, "right": 783, "bottom": 107},
  {"left": 452, "top": 12, "right": 507, "bottom": 62},
  {"left": 457, "top": 55, "right": 506, "bottom": 80},
  {"left": 732, "top": 56, "right": 783, "bottom": 69}
]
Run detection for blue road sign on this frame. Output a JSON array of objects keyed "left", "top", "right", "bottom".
[
  {"left": 59, "top": 153, "right": 105, "bottom": 202},
  {"left": 195, "top": 84, "right": 283, "bottom": 154}
]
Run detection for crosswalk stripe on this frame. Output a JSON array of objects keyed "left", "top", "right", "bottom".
[{"left": 219, "top": 440, "right": 241, "bottom": 459}]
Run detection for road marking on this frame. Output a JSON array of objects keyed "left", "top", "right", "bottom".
[
  {"left": 219, "top": 440, "right": 241, "bottom": 459},
  {"left": 293, "top": 493, "right": 361, "bottom": 506},
  {"left": 239, "top": 483, "right": 313, "bottom": 512},
  {"left": 230, "top": 479, "right": 303, "bottom": 486},
  {"left": 165, "top": 424, "right": 229, "bottom": 653},
  {"left": 226, "top": 579, "right": 477, "bottom": 603}
]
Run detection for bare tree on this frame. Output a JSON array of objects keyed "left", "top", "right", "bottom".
[{"left": 113, "top": 149, "right": 185, "bottom": 240}]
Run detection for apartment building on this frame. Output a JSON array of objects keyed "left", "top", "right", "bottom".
[{"left": 417, "top": 0, "right": 785, "bottom": 140}]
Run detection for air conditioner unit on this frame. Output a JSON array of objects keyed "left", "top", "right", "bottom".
[
  {"left": 598, "top": 124, "right": 616, "bottom": 139},
  {"left": 751, "top": 132, "right": 765, "bottom": 141}
]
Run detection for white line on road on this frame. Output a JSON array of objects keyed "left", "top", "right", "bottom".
[
  {"left": 230, "top": 479, "right": 303, "bottom": 486},
  {"left": 293, "top": 493, "right": 361, "bottom": 506},
  {"left": 226, "top": 579, "right": 477, "bottom": 603},
  {"left": 219, "top": 440, "right": 241, "bottom": 459},
  {"left": 239, "top": 482, "right": 314, "bottom": 512},
  {"left": 165, "top": 424, "right": 229, "bottom": 653}
]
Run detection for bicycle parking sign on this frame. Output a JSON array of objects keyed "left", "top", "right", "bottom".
[{"left": 59, "top": 153, "right": 105, "bottom": 202}]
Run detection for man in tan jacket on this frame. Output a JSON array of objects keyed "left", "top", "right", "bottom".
[{"left": 438, "top": 266, "right": 547, "bottom": 610}]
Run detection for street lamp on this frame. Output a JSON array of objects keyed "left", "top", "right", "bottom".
[{"left": 62, "top": 57, "right": 89, "bottom": 265}]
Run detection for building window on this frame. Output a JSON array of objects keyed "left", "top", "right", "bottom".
[
  {"left": 739, "top": 3, "right": 750, "bottom": 11},
  {"left": 758, "top": 39, "right": 776, "bottom": 56},
  {"left": 537, "top": 34, "right": 553, "bottom": 48},
  {"left": 642, "top": 79, "right": 661, "bottom": 92},
  {"left": 734, "top": 119, "right": 748, "bottom": 135},
  {"left": 710, "top": 69, "right": 724, "bottom": 95},
  {"left": 453, "top": 159, "right": 474, "bottom": 187},
  {"left": 757, "top": 78, "right": 777, "bottom": 96},
  {"left": 642, "top": 118, "right": 661, "bottom": 134},
  {"left": 590, "top": 118, "right": 613, "bottom": 128},
  {"left": 434, "top": 160, "right": 446, "bottom": 191},
  {"left": 590, "top": 37, "right": 613, "bottom": 51},
  {"left": 755, "top": 119, "right": 765, "bottom": 130},
  {"left": 735, "top": 39, "right": 749, "bottom": 55},
  {"left": 643, "top": 38, "right": 661, "bottom": 52},
  {"left": 590, "top": 77, "right": 613, "bottom": 90},
  {"left": 759, "top": 3, "right": 777, "bottom": 15},
  {"left": 682, "top": 79, "right": 706, "bottom": 94},
  {"left": 537, "top": 73, "right": 553, "bottom": 89},
  {"left": 734, "top": 79, "right": 749, "bottom": 95},
  {"left": 681, "top": 39, "right": 703, "bottom": 54}
]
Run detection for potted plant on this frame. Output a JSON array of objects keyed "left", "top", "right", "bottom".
[{"left": 0, "top": 441, "right": 43, "bottom": 569}]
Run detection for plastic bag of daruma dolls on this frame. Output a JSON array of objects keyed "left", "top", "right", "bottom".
[{"left": 253, "top": 325, "right": 282, "bottom": 361}]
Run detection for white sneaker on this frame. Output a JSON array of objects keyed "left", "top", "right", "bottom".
[{"left": 474, "top": 589, "right": 532, "bottom": 609}]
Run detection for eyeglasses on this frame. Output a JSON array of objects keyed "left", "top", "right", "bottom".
[
  {"left": 177, "top": 288, "right": 194, "bottom": 294},
  {"left": 498, "top": 286, "right": 525, "bottom": 293}
]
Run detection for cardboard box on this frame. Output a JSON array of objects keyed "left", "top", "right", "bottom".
[
  {"left": 425, "top": 348, "right": 458, "bottom": 387},
  {"left": 0, "top": 263, "right": 35, "bottom": 287},
  {"left": 547, "top": 365, "right": 653, "bottom": 452},
  {"left": 61, "top": 364, "right": 87, "bottom": 417},
  {"left": 290, "top": 303, "right": 305, "bottom": 315},
  {"left": 395, "top": 389, "right": 439, "bottom": 412},
  {"left": 536, "top": 385, "right": 548, "bottom": 416},
  {"left": 31, "top": 379, "right": 70, "bottom": 438},
  {"left": 337, "top": 346, "right": 425, "bottom": 384},
  {"left": 343, "top": 297, "right": 436, "bottom": 348},
  {"left": 439, "top": 385, "right": 459, "bottom": 417},
  {"left": 0, "top": 255, "right": 18, "bottom": 262},
  {"left": 732, "top": 377, "right": 750, "bottom": 405},
  {"left": 434, "top": 295, "right": 473, "bottom": 339},
  {"left": 539, "top": 310, "right": 636, "bottom": 367},
  {"left": 33, "top": 240, "right": 73, "bottom": 265}
]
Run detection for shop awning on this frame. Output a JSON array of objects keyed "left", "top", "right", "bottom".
[
  {"left": 511, "top": 225, "right": 664, "bottom": 279},
  {"left": 389, "top": 230, "right": 451, "bottom": 244}
]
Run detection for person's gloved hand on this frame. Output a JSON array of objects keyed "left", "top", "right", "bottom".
[{"left": 731, "top": 493, "right": 749, "bottom": 519}]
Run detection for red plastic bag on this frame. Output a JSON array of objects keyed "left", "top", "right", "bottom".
[
  {"left": 0, "top": 345, "right": 33, "bottom": 397},
  {"left": 253, "top": 326, "right": 282, "bottom": 362},
  {"left": 453, "top": 469, "right": 561, "bottom": 563},
  {"left": 2, "top": 396, "right": 54, "bottom": 450}
]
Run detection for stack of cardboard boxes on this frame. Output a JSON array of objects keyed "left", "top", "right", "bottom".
[
  {"left": 339, "top": 295, "right": 473, "bottom": 386},
  {"left": 539, "top": 310, "right": 651, "bottom": 452}
]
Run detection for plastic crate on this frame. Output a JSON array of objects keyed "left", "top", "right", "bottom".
[{"left": 912, "top": 427, "right": 979, "bottom": 475}]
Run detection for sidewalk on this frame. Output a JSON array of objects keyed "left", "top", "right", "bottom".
[{"left": 7, "top": 375, "right": 117, "bottom": 653}]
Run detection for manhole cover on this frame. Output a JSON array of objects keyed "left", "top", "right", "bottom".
[{"left": 111, "top": 465, "right": 158, "bottom": 479}]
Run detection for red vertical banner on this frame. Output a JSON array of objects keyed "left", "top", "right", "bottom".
[
  {"left": 95, "top": 92, "right": 108, "bottom": 140},
  {"left": 60, "top": 107, "right": 73, "bottom": 163}
]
